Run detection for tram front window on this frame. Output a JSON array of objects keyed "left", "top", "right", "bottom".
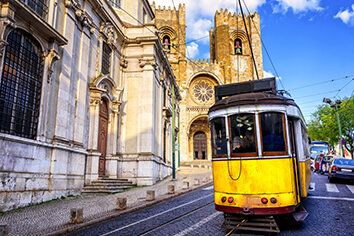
[
  {"left": 260, "top": 113, "right": 286, "bottom": 153},
  {"left": 230, "top": 114, "right": 256, "bottom": 154},
  {"left": 212, "top": 118, "right": 227, "bottom": 155}
]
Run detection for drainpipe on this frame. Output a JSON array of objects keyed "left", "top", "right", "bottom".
[{"left": 172, "top": 84, "right": 176, "bottom": 180}]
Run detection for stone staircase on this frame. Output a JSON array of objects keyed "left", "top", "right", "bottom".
[
  {"left": 81, "top": 177, "right": 136, "bottom": 195},
  {"left": 180, "top": 160, "right": 212, "bottom": 169}
]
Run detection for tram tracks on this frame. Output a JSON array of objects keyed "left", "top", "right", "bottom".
[{"left": 99, "top": 193, "right": 214, "bottom": 236}]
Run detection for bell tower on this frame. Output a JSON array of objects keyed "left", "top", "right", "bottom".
[
  {"left": 210, "top": 9, "right": 263, "bottom": 82},
  {"left": 152, "top": 2, "right": 186, "bottom": 86}
]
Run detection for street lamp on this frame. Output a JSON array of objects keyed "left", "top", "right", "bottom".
[{"left": 323, "top": 98, "right": 345, "bottom": 157}]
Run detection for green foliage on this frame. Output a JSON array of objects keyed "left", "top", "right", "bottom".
[{"left": 307, "top": 96, "right": 354, "bottom": 159}]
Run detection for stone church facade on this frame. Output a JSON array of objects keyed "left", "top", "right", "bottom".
[
  {"left": 152, "top": 3, "right": 264, "bottom": 163},
  {"left": 0, "top": 0, "right": 180, "bottom": 211}
]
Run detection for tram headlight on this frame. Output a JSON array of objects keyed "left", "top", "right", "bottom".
[
  {"left": 221, "top": 196, "right": 227, "bottom": 203},
  {"left": 228, "top": 197, "right": 234, "bottom": 203},
  {"left": 270, "top": 198, "right": 277, "bottom": 204},
  {"left": 261, "top": 198, "right": 268, "bottom": 204}
]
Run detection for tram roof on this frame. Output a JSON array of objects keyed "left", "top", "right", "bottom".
[{"left": 209, "top": 92, "right": 298, "bottom": 113}]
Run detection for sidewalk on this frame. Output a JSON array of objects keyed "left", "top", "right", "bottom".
[{"left": 0, "top": 167, "right": 213, "bottom": 236}]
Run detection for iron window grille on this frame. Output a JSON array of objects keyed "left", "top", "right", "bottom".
[
  {"left": 21, "top": 0, "right": 48, "bottom": 19},
  {"left": 101, "top": 42, "right": 112, "bottom": 75},
  {"left": 0, "top": 29, "right": 44, "bottom": 139}
]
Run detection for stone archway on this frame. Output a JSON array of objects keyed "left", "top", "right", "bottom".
[{"left": 188, "top": 116, "right": 211, "bottom": 160}]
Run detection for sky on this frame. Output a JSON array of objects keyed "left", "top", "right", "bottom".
[{"left": 149, "top": 0, "right": 354, "bottom": 123}]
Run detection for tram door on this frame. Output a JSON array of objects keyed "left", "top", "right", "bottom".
[
  {"left": 193, "top": 131, "right": 207, "bottom": 159},
  {"left": 98, "top": 100, "right": 108, "bottom": 176}
]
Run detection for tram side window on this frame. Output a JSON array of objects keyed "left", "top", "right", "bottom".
[
  {"left": 229, "top": 114, "right": 256, "bottom": 154},
  {"left": 212, "top": 118, "right": 227, "bottom": 155},
  {"left": 260, "top": 113, "right": 286, "bottom": 153}
]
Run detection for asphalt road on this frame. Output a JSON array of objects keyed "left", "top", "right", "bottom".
[{"left": 67, "top": 172, "right": 354, "bottom": 236}]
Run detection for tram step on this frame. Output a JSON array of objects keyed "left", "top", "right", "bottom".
[{"left": 292, "top": 205, "right": 309, "bottom": 222}]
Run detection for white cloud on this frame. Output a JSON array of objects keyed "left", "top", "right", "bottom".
[
  {"left": 263, "top": 70, "right": 274, "bottom": 78},
  {"left": 186, "top": 42, "right": 199, "bottom": 58},
  {"left": 188, "top": 18, "right": 212, "bottom": 44},
  {"left": 272, "top": 0, "right": 323, "bottom": 14},
  {"left": 334, "top": 5, "right": 354, "bottom": 26}
]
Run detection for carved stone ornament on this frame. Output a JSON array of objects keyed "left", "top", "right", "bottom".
[
  {"left": 0, "top": 40, "right": 8, "bottom": 57},
  {"left": 120, "top": 58, "right": 128, "bottom": 68},
  {"left": 47, "top": 49, "right": 60, "bottom": 83},
  {"left": 65, "top": 0, "right": 95, "bottom": 33},
  {"left": 100, "top": 22, "right": 116, "bottom": 46},
  {"left": 139, "top": 58, "right": 156, "bottom": 68}
]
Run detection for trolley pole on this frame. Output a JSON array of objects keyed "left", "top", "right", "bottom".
[{"left": 172, "top": 84, "right": 176, "bottom": 180}]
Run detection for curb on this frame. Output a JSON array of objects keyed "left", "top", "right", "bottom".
[{"left": 47, "top": 180, "right": 214, "bottom": 235}]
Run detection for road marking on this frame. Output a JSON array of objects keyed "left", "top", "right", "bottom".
[
  {"left": 347, "top": 185, "right": 354, "bottom": 194},
  {"left": 326, "top": 183, "right": 339, "bottom": 192},
  {"left": 174, "top": 211, "right": 222, "bottom": 236},
  {"left": 307, "top": 196, "right": 354, "bottom": 201},
  {"left": 203, "top": 186, "right": 214, "bottom": 190},
  {"left": 99, "top": 193, "right": 214, "bottom": 236},
  {"left": 309, "top": 182, "right": 315, "bottom": 191}
]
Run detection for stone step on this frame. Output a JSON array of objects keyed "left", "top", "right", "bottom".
[{"left": 82, "top": 178, "right": 136, "bottom": 195}]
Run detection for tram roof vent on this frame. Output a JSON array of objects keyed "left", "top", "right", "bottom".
[{"left": 214, "top": 77, "right": 277, "bottom": 102}]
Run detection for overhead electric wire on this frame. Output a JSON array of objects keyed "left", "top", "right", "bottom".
[
  {"left": 286, "top": 75, "right": 354, "bottom": 92},
  {"left": 240, "top": 0, "right": 284, "bottom": 89},
  {"left": 184, "top": 35, "right": 209, "bottom": 45},
  {"left": 334, "top": 78, "right": 354, "bottom": 98}
]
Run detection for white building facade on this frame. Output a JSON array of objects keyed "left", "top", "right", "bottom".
[{"left": 0, "top": 0, "right": 180, "bottom": 211}]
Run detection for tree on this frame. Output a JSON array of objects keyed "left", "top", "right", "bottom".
[{"left": 307, "top": 95, "right": 354, "bottom": 159}]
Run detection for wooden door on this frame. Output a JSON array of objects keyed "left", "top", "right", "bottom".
[
  {"left": 193, "top": 131, "right": 207, "bottom": 159},
  {"left": 98, "top": 100, "right": 108, "bottom": 176}
]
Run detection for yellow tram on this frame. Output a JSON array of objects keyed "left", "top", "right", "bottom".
[{"left": 208, "top": 78, "right": 311, "bottom": 221}]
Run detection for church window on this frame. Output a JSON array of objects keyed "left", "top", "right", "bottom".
[
  {"left": 193, "top": 81, "right": 213, "bottom": 103},
  {"left": 162, "top": 36, "right": 171, "bottom": 51},
  {"left": 234, "top": 38, "right": 242, "bottom": 55},
  {"left": 0, "top": 29, "right": 44, "bottom": 139},
  {"left": 22, "top": 0, "right": 48, "bottom": 19},
  {"left": 101, "top": 42, "right": 112, "bottom": 75},
  {"left": 109, "top": 0, "right": 121, "bottom": 8}
]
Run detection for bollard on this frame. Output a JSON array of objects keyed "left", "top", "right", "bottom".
[
  {"left": 168, "top": 185, "right": 175, "bottom": 194},
  {"left": 209, "top": 174, "right": 213, "bottom": 180},
  {"left": 194, "top": 178, "right": 200, "bottom": 186},
  {"left": 70, "top": 208, "right": 83, "bottom": 224},
  {"left": 0, "top": 223, "right": 11, "bottom": 236},
  {"left": 146, "top": 190, "right": 155, "bottom": 201},
  {"left": 183, "top": 181, "right": 189, "bottom": 190},
  {"left": 117, "top": 197, "right": 127, "bottom": 210},
  {"left": 203, "top": 177, "right": 207, "bottom": 183}
]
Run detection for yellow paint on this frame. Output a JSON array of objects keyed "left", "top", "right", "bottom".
[
  {"left": 212, "top": 158, "right": 308, "bottom": 209},
  {"left": 299, "top": 159, "right": 312, "bottom": 198}
]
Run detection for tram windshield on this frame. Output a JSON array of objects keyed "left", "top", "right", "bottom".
[
  {"left": 260, "top": 113, "right": 286, "bottom": 153},
  {"left": 230, "top": 114, "right": 256, "bottom": 154},
  {"left": 212, "top": 117, "right": 227, "bottom": 155}
]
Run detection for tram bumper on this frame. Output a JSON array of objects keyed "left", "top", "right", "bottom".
[{"left": 215, "top": 204, "right": 296, "bottom": 215}]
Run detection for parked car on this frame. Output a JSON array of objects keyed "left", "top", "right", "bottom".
[
  {"left": 320, "top": 155, "right": 333, "bottom": 174},
  {"left": 314, "top": 154, "right": 324, "bottom": 172},
  {"left": 328, "top": 158, "right": 354, "bottom": 183}
]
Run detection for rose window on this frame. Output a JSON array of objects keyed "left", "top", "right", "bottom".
[{"left": 193, "top": 81, "right": 213, "bottom": 102}]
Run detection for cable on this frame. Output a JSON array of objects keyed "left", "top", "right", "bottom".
[
  {"left": 286, "top": 75, "right": 354, "bottom": 92},
  {"left": 334, "top": 78, "right": 354, "bottom": 98},
  {"left": 184, "top": 35, "right": 209, "bottom": 45},
  {"left": 240, "top": 0, "right": 285, "bottom": 90}
]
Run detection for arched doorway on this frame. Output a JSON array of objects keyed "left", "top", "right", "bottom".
[
  {"left": 98, "top": 99, "right": 109, "bottom": 176},
  {"left": 193, "top": 131, "right": 207, "bottom": 159}
]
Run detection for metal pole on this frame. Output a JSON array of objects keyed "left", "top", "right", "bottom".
[
  {"left": 178, "top": 112, "right": 180, "bottom": 168},
  {"left": 172, "top": 84, "right": 176, "bottom": 179},
  {"left": 334, "top": 104, "right": 345, "bottom": 157}
]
